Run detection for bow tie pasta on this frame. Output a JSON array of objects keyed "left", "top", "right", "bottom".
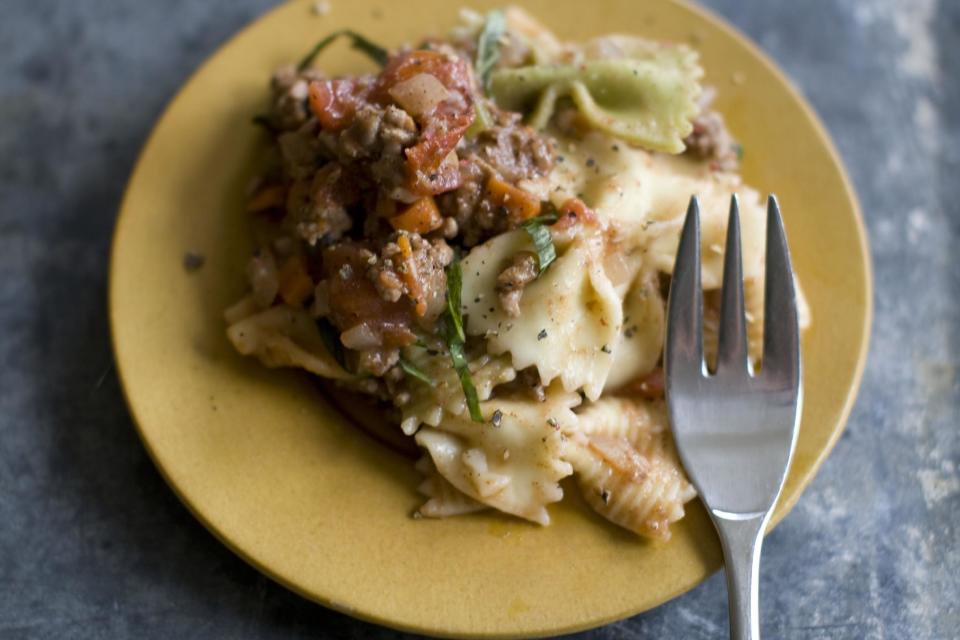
[{"left": 224, "top": 6, "right": 809, "bottom": 540}]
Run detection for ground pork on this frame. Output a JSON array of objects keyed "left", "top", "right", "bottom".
[
  {"left": 269, "top": 65, "right": 326, "bottom": 131},
  {"left": 474, "top": 112, "right": 554, "bottom": 182},
  {"left": 285, "top": 163, "right": 356, "bottom": 245},
  {"left": 683, "top": 87, "right": 740, "bottom": 172},
  {"left": 369, "top": 233, "right": 454, "bottom": 323},
  {"left": 277, "top": 122, "right": 323, "bottom": 180},
  {"left": 437, "top": 112, "right": 554, "bottom": 245},
  {"left": 684, "top": 109, "right": 740, "bottom": 171},
  {"left": 437, "top": 159, "right": 500, "bottom": 246},
  {"left": 495, "top": 251, "right": 538, "bottom": 317},
  {"left": 318, "top": 103, "right": 418, "bottom": 198}
]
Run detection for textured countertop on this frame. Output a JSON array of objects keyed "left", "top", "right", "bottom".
[{"left": 1, "top": 1, "right": 958, "bottom": 638}]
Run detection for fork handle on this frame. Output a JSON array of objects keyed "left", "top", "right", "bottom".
[{"left": 712, "top": 513, "right": 768, "bottom": 640}]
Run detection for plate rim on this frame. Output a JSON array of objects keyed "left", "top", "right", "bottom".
[{"left": 108, "top": 0, "right": 873, "bottom": 636}]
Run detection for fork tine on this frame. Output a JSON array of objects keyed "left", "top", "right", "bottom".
[
  {"left": 716, "top": 195, "right": 749, "bottom": 375},
  {"left": 666, "top": 196, "right": 705, "bottom": 379},
  {"left": 761, "top": 195, "right": 800, "bottom": 386}
]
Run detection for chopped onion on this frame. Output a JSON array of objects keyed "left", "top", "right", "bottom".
[
  {"left": 247, "top": 250, "right": 279, "bottom": 309},
  {"left": 340, "top": 323, "right": 381, "bottom": 350},
  {"left": 440, "top": 150, "right": 459, "bottom": 171},
  {"left": 388, "top": 73, "right": 450, "bottom": 119}
]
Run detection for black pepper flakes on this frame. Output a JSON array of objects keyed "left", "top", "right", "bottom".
[
  {"left": 601, "top": 344, "right": 611, "bottom": 354},
  {"left": 491, "top": 409, "right": 503, "bottom": 428},
  {"left": 547, "top": 417, "right": 558, "bottom": 429},
  {"left": 537, "top": 329, "right": 548, "bottom": 340},
  {"left": 586, "top": 157, "right": 595, "bottom": 168},
  {"left": 600, "top": 489, "right": 611, "bottom": 504}
]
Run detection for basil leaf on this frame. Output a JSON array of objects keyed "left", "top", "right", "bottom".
[
  {"left": 444, "top": 259, "right": 466, "bottom": 343},
  {"left": 298, "top": 30, "right": 389, "bottom": 71},
  {"left": 475, "top": 10, "right": 507, "bottom": 90},
  {"left": 440, "top": 256, "right": 483, "bottom": 422},
  {"left": 465, "top": 100, "right": 493, "bottom": 138},
  {"left": 316, "top": 318, "right": 348, "bottom": 369},
  {"left": 447, "top": 337, "right": 483, "bottom": 422},
  {"left": 398, "top": 356, "right": 437, "bottom": 387},
  {"left": 521, "top": 215, "right": 558, "bottom": 273}
]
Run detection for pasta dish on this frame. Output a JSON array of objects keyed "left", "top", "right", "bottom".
[{"left": 224, "top": 8, "right": 810, "bottom": 540}]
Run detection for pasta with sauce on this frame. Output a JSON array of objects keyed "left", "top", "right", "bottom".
[{"left": 225, "top": 7, "right": 810, "bottom": 540}]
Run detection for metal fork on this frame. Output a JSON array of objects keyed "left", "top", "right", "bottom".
[{"left": 665, "top": 194, "right": 802, "bottom": 640}]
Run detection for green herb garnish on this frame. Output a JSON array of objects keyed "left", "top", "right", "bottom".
[
  {"left": 447, "top": 332, "right": 483, "bottom": 422},
  {"left": 444, "top": 259, "right": 466, "bottom": 343},
  {"left": 316, "top": 318, "right": 348, "bottom": 369},
  {"left": 466, "top": 101, "right": 494, "bottom": 138},
  {"left": 475, "top": 10, "right": 507, "bottom": 90},
  {"left": 298, "top": 30, "right": 389, "bottom": 71},
  {"left": 441, "top": 257, "right": 483, "bottom": 422},
  {"left": 521, "top": 209, "right": 560, "bottom": 274},
  {"left": 399, "top": 356, "right": 437, "bottom": 387}
]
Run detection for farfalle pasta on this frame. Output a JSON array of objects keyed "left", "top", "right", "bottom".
[{"left": 225, "top": 7, "right": 809, "bottom": 540}]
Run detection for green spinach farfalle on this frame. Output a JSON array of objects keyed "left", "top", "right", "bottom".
[{"left": 489, "top": 37, "right": 703, "bottom": 153}]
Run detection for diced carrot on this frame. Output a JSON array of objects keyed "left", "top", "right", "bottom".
[
  {"left": 396, "top": 233, "right": 413, "bottom": 259},
  {"left": 486, "top": 176, "right": 541, "bottom": 223},
  {"left": 246, "top": 184, "right": 287, "bottom": 213},
  {"left": 388, "top": 197, "right": 443, "bottom": 234},
  {"left": 395, "top": 234, "right": 426, "bottom": 316},
  {"left": 278, "top": 255, "right": 314, "bottom": 306}
]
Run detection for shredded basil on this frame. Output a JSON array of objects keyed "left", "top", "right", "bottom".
[
  {"left": 466, "top": 101, "right": 494, "bottom": 138},
  {"left": 298, "top": 30, "right": 389, "bottom": 71},
  {"left": 475, "top": 10, "right": 507, "bottom": 90},
  {"left": 441, "top": 257, "right": 483, "bottom": 422},
  {"left": 521, "top": 211, "right": 560, "bottom": 274},
  {"left": 316, "top": 318, "right": 348, "bottom": 369},
  {"left": 447, "top": 334, "right": 483, "bottom": 422},
  {"left": 444, "top": 259, "right": 466, "bottom": 343},
  {"left": 399, "top": 357, "right": 437, "bottom": 387}
]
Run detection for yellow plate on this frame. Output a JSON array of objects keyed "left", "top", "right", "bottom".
[{"left": 109, "top": 0, "right": 872, "bottom": 637}]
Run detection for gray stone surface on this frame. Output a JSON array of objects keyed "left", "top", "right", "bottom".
[{"left": 1, "top": 0, "right": 957, "bottom": 638}]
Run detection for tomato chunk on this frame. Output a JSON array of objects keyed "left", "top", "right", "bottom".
[{"left": 308, "top": 79, "right": 372, "bottom": 132}]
